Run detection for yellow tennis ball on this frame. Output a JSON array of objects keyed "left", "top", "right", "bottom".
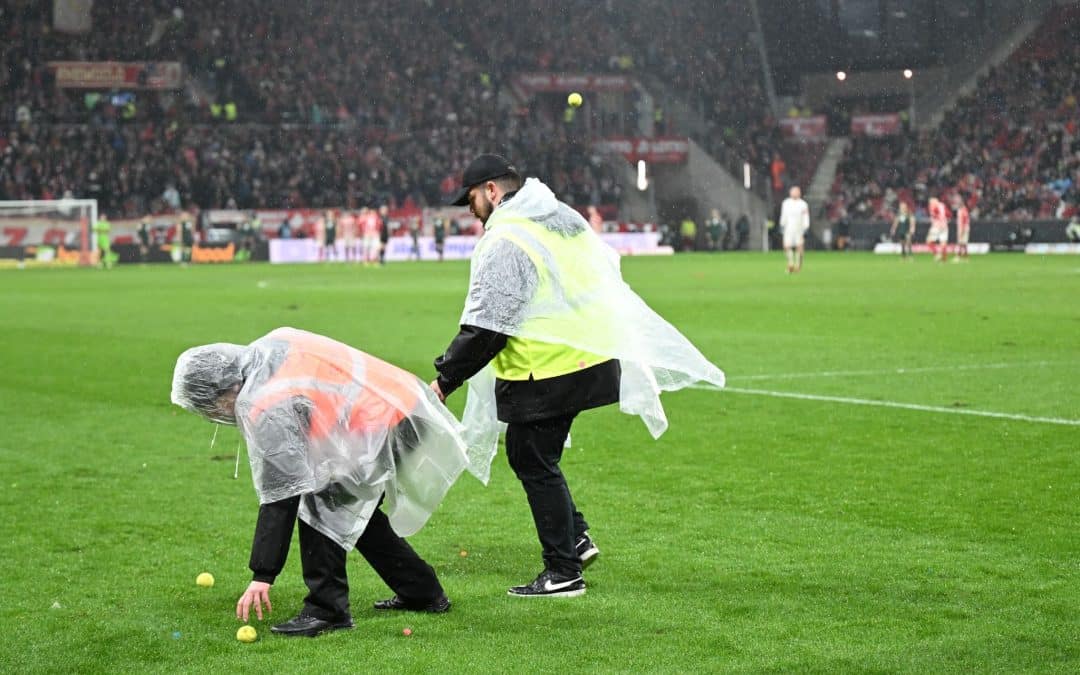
[
  {"left": 568, "top": 92, "right": 583, "bottom": 107},
  {"left": 236, "top": 625, "right": 257, "bottom": 643},
  {"left": 196, "top": 572, "right": 214, "bottom": 588}
]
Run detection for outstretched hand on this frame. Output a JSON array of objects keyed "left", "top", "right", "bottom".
[
  {"left": 429, "top": 379, "right": 445, "bottom": 402},
  {"left": 236, "top": 581, "right": 272, "bottom": 622}
]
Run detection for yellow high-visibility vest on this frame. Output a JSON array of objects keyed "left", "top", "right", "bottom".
[{"left": 483, "top": 214, "right": 612, "bottom": 381}]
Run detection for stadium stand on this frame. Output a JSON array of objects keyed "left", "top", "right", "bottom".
[
  {"left": 1, "top": 0, "right": 771, "bottom": 218},
  {"left": 10, "top": 0, "right": 1073, "bottom": 232},
  {"left": 828, "top": 4, "right": 1080, "bottom": 221},
  {"left": 0, "top": 1, "right": 622, "bottom": 215},
  {"left": 620, "top": 0, "right": 776, "bottom": 181},
  {"left": 436, "top": 0, "right": 780, "bottom": 192}
]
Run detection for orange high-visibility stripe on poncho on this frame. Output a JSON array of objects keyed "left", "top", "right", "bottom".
[{"left": 246, "top": 329, "right": 419, "bottom": 440}]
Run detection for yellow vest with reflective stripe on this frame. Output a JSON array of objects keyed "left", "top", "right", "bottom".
[{"left": 485, "top": 214, "right": 611, "bottom": 381}]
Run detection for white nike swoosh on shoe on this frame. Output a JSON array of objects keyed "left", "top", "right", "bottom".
[{"left": 542, "top": 577, "right": 582, "bottom": 592}]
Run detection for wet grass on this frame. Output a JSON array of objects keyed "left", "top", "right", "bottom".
[{"left": 0, "top": 253, "right": 1076, "bottom": 673}]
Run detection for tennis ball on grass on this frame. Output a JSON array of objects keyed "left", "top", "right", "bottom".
[
  {"left": 196, "top": 572, "right": 214, "bottom": 588},
  {"left": 236, "top": 625, "right": 258, "bottom": 643}
]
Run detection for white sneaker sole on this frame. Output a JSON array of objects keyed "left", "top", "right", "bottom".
[
  {"left": 507, "top": 587, "right": 586, "bottom": 598},
  {"left": 579, "top": 546, "right": 600, "bottom": 569}
]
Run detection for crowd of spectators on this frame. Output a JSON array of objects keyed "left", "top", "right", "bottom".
[
  {"left": 18, "top": 0, "right": 1074, "bottom": 227},
  {"left": 437, "top": 0, "right": 779, "bottom": 193},
  {"left": 0, "top": 114, "right": 622, "bottom": 217},
  {"left": 614, "top": 0, "right": 777, "bottom": 182},
  {"left": 434, "top": 0, "right": 633, "bottom": 75},
  {"left": 829, "top": 5, "right": 1080, "bottom": 221},
  {"left": 0, "top": 0, "right": 623, "bottom": 216}
]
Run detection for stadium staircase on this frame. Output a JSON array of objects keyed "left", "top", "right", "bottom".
[
  {"left": 805, "top": 137, "right": 849, "bottom": 236},
  {"left": 783, "top": 140, "right": 826, "bottom": 198},
  {"left": 572, "top": 68, "right": 765, "bottom": 240}
]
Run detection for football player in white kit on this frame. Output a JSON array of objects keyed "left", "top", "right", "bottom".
[{"left": 779, "top": 186, "right": 810, "bottom": 273}]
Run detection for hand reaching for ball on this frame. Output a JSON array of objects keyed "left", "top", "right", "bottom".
[{"left": 236, "top": 581, "right": 272, "bottom": 622}]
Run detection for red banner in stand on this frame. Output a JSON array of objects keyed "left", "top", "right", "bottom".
[
  {"left": 515, "top": 73, "right": 636, "bottom": 93},
  {"left": 779, "top": 115, "right": 827, "bottom": 139},
  {"left": 49, "top": 61, "right": 184, "bottom": 89},
  {"left": 850, "top": 113, "right": 902, "bottom": 137},
  {"left": 594, "top": 137, "right": 690, "bottom": 164}
]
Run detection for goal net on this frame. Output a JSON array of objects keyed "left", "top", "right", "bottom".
[{"left": 0, "top": 200, "right": 98, "bottom": 266}]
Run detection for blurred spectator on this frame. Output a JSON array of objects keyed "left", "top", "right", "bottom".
[
  {"left": 679, "top": 216, "right": 697, "bottom": 251},
  {"left": 704, "top": 209, "right": 729, "bottom": 251},
  {"left": 1066, "top": 215, "right": 1080, "bottom": 242}
]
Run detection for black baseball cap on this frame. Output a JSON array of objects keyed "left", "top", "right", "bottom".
[{"left": 449, "top": 154, "right": 520, "bottom": 206}]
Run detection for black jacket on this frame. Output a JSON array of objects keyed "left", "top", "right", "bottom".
[
  {"left": 434, "top": 324, "right": 620, "bottom": 423},
  {"left": 250, "top": 496, "right": 299, "bottom": 583}
]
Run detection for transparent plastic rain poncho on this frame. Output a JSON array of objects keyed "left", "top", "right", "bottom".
[
  {"left": 459, "top": 178, "right": 726, "bottom": 483},
  {"left": 171, "top": 328, "right": 469, "bottom": 550}
]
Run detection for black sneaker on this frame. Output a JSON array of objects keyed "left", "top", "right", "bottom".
[
  {"left": 270, "top": 612, "right": 354, "bottom": 638},
  {"left": 373, "top": 594, "right": 451, "bottom": 613},
  {"left": 507, "top": 569, "right": 586, "bottom": 598},
  {"left": 576, "top": 532, "right": 600, "bottom": 569}
]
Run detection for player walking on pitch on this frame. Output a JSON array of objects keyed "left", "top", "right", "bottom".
[
  {"left": 953, "top": 197, "right": 970, "bottom": 262},
  {"left": 360, "top": 207, "right": 381, "bottom": 266},
  {"left": 320, "top": 209, "right": 338, "bottom": 261},
  {"left": 378, "top": 205, "right": 391, "bottom": 265},
  {"left": 338, "top": 210, "right": 356, "bottom": 262},
  {"left": 927, "top": 197, "right": 950, "bottom": 262},
  {"left": 779, "top": 186, "right": 810, "bottom": 273},
  {"left": 890, "top": 202, "right": 916, "bottom": 260},
  {"left": 433, "top": 216, "right": 447, "bottom": 262},
  {"left": 93, "top": 213, "right": 113, "bottom": 269}
]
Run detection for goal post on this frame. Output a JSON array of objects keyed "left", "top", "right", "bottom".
[{"left": 0, "top": 199, "right": 98, "bottom": 267}]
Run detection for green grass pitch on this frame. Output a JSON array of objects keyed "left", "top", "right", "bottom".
[{"left": 0, "top": 253, "right": 1076, "bottom": 673}]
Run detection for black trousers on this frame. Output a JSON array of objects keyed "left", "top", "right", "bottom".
[
  {"left": 505, "top": 413, "right": 589, "bottom": 577},
  {"left": 298, "top": 506, "right": 444, "bottom": 621}
]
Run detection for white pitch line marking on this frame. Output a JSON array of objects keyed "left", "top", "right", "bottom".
[
  {"left": 727, "top": 361, "right": 1068, "bottom": 383},
  {"left": 691, "top": 384, "right": 1080, "bottom": 427}
]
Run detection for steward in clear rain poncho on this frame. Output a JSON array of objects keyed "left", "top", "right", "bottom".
[
  {"left": 450, "top": 177, "right": 726, "bottom": 481},
  {"left": 432, "top": 154, "right": 725, "bottom": 598},
  {"left": 171, "top": 327, "right": 467, "bottom": 636}
]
